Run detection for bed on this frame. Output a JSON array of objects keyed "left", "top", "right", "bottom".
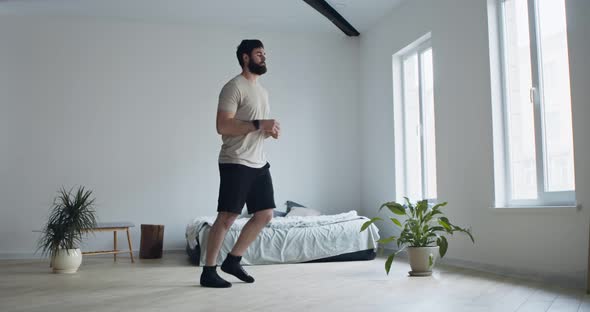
[{"left": 185, "top": 210, "right": 380, "bottom": 265}]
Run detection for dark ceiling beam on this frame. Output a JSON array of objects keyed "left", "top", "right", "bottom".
[{"left": 303, "top": 0, "right": 360, "bottom": 36}]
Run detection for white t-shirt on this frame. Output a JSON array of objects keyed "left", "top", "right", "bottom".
[{"left": 217, "top": 74, "right": 270, "bottom": 168}]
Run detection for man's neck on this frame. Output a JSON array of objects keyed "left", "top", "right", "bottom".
[{"left": 241, "top": 70, "right": 259, "bottom": 83}]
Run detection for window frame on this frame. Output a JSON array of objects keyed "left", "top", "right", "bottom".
[
  {"left": 395, "top": 38, "right": 437, "bottom": 202},
  {"left": 496, "top": 0, "right": 575, "bottom": 207}
]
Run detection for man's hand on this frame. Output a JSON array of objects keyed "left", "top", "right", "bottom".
[
  {"left": 268, "top": 129, "right": 280, "bottom": 139},
  {"left": 261, "top": 119, "right": 280, "bottom": 139}
]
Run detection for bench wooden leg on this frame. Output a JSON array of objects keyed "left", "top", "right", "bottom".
[
  {"left": 113, "top": 231, "right": 117, "bottom": 262},
  {"left": 126, "top": 228, "right": 135, "bottom": 263}
]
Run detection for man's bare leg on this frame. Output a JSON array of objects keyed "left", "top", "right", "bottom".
[
  {"left": 200, "top": 212, "right": 238, "bottom": 288},
  {"left": 230, "top": 209, "right": 273, "bottom": 256},
  {"left": 205, "top": 212, "right": 239, "bottom": 266},
  {"left": 221, "top": 209, "right": 273, "bottom": 283}
]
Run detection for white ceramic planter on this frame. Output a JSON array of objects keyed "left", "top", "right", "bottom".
[
  {"left": 51, "top": 248, "right": 82, "bottom": 274},
  {"left": 407, "top": 246, "right": 439, "bottom": 276}
]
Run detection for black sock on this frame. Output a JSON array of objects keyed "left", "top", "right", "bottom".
[
  {"left": 200, "top": 265, "right": 232, "bottom": 288},
  {"left": 221, "top": 253, "right": 255, "bottom": 283}
]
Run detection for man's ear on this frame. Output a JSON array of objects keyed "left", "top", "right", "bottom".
[{"left": 242, "top": 53, "right": 249, "bottom": 66}]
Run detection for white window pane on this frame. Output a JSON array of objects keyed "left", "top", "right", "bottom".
[
  {"left": 537, "top": 0, "right": 575, "bottom": 192},
  {"left": 502, "top": 0, "right": 537, "bottom": 199},
  {"left": 421, "top": 48, "right": 437, "bottom": 199},
  {"left": 403, "top": 54, "right": 422, "bottom": 200}
]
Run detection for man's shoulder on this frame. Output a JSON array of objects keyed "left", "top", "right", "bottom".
[
  {"left": 222, "top": 75, "right": 246, "bottom": 91},
  {"left": 226, "top": 74, "right": 245, "bottom": 85}
]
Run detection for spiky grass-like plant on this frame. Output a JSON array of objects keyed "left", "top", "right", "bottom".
[{"left": 37, "top": 186, "right": 97, "bottom": 258}]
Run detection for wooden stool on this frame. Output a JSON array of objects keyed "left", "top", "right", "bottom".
[{"left": 83, "top": 222, "right": 135, "bottom": 263}]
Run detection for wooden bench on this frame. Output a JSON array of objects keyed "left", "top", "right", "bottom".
[{"left": 83, "top": 222, "right": 135, "bottom": 263}]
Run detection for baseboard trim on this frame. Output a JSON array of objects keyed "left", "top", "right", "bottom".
[
  {"left": 0, "top": 248, "right": 187, "bottom": 261},
  {"left": 381, "top": 247, "right": 584, "bottom": 290},
  {"left": 0, "top": 252, "right": 40, "bottom": 260}
]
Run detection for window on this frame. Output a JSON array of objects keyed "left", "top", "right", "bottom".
[
  {"left": 494, "top": 0, "right": 575, "bottom": 206},
  {"left": 393, "top": 37, "right": 437, "bottom": 202}
]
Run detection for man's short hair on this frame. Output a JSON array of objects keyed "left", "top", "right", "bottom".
[{"left": 236, "top": 39, "right": 264, "bottom": 67}]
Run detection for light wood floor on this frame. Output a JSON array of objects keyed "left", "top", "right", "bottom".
[{"left": 0, "top": 252, "right": 587, "bottom": 312}]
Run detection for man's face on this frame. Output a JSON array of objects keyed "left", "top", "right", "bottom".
[{"left": 246, "top": 47, "right": 267, "bottom": 75}]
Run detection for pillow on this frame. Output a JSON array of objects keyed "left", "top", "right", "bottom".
[
  {"left": 286, "top": 207, "right": 321, "bottom": 217},
  {"left": 285, "top": 200, "right": 307, "bottom": 213},
  {"left": 273, "top": 210, "right": 288, "bottom": 217}
]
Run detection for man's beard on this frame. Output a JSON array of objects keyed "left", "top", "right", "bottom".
[{"left": 248, "top": 61, "right": 267, "bottom": 75}]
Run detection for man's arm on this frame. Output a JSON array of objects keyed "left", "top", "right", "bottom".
[
  {"left": 216, "top": 111, "right": 256, "bottom": 136},
  {"left": 216, "top": 111, "right": 281, "bottom": 137}
]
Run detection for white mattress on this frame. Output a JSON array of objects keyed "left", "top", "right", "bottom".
[{"left": 185, "top": 210, "right": 380, "bottom": 265}]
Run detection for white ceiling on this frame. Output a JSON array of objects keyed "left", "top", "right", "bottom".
[{"left": 0, "top": 0, "right": 406, "bottom": 34}]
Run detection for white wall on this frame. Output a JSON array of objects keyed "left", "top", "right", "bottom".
[
  {"left": 359, "top": 0, "right": 590, "bottom": 289},
  {"left": 0, "top": 16, "right": 360, "bottom": 258}
]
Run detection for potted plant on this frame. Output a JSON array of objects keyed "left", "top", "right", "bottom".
[
  {"left": 361, "top": 198, "right": 474, "bottom": 276},
  {"left": 37, "top": 186, "right": 97, "bottom": 274}
]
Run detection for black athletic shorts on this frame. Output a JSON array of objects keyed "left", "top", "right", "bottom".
[{"left": 217, "top": 162, "right": 276, "bottom": 214}]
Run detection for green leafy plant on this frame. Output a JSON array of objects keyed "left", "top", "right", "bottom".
[
  {"left": 361, "top": 198, "right": 474, "bottom": 274},
  {"left": 37, "top": 186, "right": 98, "bottom": 258}
]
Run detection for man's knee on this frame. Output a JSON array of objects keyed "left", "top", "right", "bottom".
[
  {"left": 216, "top": 212, "right": 239, "bottom": 230},
  {"left": 253, "top": 209, "right": 273, "bottom": 224}
]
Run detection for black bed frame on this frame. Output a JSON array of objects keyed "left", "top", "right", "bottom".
[{"left": 186, "top": 242, "right": 376, "bottom": 266}]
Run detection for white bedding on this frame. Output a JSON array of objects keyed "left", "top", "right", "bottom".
[{"left": 185, "top": 210, "right": 380, "bottom": 265}]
